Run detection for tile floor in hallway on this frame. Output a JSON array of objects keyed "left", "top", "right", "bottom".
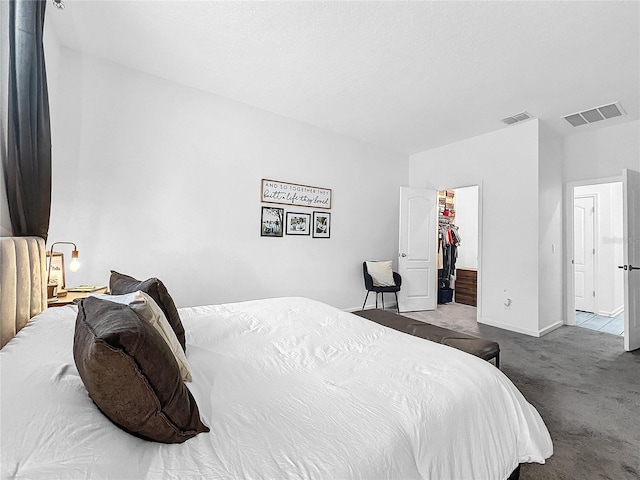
[{"left": 575, "top": 310, "right": 624, "bottom": 336}]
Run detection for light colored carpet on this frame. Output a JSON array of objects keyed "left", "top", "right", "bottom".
[{"left": 399, "top": 303, "right": 640, "bottom": 480}]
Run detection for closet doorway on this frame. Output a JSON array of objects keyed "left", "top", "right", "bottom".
[
  {"left": 572, "top": 182, "right": 624, "bottom": 336},
  {"left": 438, "top": 185, "right": 480, "bottom": 317}
]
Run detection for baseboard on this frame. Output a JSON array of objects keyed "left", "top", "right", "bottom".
[
  {"left": 612, "top": 305, "right": 625, "bottom": 317},
  {"left": 478, "top": 317, "right": 540, "bottom": 337},
  {"left": 478, "top": 317, "right": 562, "bottom": 338},
  {"left": 598, "top": 305, "right": 624, "bottom": 317},
  {"left": 539, "top": 320, "right": 564, "bottom": 336}
]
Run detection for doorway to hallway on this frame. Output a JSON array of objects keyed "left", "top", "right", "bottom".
[{"left": 572, "top": 182, "right": 624, "bottom": 336}]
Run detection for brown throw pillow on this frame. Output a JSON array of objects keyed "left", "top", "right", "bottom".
[
  {"left": 73, "top": 296, "right": 209, "bottom": 443},
  {"left": 109, "top": 270, "right": 186, "bottom": 352}
]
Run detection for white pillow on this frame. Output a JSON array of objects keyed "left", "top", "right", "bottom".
[
  {"left": 90, "top": 291, "right": 193, "bottom": 382},
  {"left": 366, "top": 261, "right": 396, "bottom": 287}
]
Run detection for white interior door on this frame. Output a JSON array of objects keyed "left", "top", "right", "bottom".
[
  {"left": 398, "top": 187, "right": 437, "bottom": 312},
  {"left": 622, "top": 169, "right": 640, "bottom": 352},
  {"left": 574, "top": 195, "right": 596, "bottom": 313}
]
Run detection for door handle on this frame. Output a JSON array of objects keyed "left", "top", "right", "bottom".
[
  {"left": 618, "top": 265, "right": 627, "bottom": 270},
  {"left": 631, "top": 265, "right": 638, "bottom": 271},
  {"left": 401, "top": 253, "right": 407, "bottom": 257}
]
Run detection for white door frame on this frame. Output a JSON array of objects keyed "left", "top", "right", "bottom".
[{"left": 565, "top": 175, "right": 621, "bottom": 326}]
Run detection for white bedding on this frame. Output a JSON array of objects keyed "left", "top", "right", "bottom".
[{"left": 0, "top": 297, "right": 552, "bottom": 479}]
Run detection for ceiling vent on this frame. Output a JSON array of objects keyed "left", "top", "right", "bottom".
[
  {"left": 563, "top": 102, "right": 626, "bottom": 127},
  {"left": 501, "top": 111, "right": 533, "bottom": 125}
]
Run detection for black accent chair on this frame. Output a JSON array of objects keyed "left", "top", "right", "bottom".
[{"left": 362, "top": 262, "right": 402, "bottom": 312}]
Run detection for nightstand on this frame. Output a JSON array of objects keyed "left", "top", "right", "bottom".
[{"left": 47, "top": 287, "right": 108, "bottom": 307}]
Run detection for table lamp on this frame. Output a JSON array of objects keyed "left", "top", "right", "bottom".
[{"left": 47, "top": 241, "right": 80, "bottom": 298}]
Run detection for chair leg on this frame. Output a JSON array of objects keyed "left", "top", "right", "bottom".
[
  {"left": 382, "top": 293, "right": 385, "bottom": 310},
  {"left": 495, "top": 353, "right": 500, "bottom": 369},
  {"left": 375, "top": 293, "right": 379, "bottom": 309},
  {"left": 395, "top": 292, "right": 399, "bottom": 313},
  {"left": 362, "top": 291, "right": 370, "bottom": 310}
]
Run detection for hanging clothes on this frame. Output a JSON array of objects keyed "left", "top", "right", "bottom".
[{"left": 437, "top": 223, "right": 461, "bottom": 292}]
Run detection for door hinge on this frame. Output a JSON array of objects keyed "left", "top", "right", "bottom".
[
  {"left": 593, "top": 291, "right": 596, "bottom": 297},
  {"left": 593, "top": 248, "right": 596, "bottom": 255}
]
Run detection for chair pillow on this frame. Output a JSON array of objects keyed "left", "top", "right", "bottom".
[
  {"left": 73, "top": 296, "right": 209, "bottom": 443},
  {"left": 90, "top": 291, "right": 193, "bottom": 382},
  {"left": 366, "top": 260, "right": 396, "bottom": 287},
  {"left": 109, "top": 271, "right": 186, "bottom": 352}
]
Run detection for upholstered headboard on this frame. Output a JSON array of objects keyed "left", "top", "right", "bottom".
[{"left": 0, "top": 236, "right": 47, "bottom": 349}]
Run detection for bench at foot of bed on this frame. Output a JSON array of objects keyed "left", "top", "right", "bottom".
[{"left": 353, "top": 309, "right": 500, "bottom": 368}]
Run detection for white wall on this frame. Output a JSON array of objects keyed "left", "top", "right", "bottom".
[
  {"left": 452, "top": 185, "right": 478, "bottom": 269},
  {"left": 574, "top": 182, "right": 624, "bottom": 316},
  {"left": 564, "top": 120, "right": 640, "bottom": 182},
  {"left": 46, "top": 47, "right": 407, "bottom": 310},
  {"left": 538, "top": 122, "right": 564, "bottom": 331},
  {"left": 410, "top": 120, "right": 544, "bottom": 335}
]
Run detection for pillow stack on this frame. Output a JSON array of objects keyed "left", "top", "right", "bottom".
[
  {"left": 73, "top": 272, "right": 209, "bottom": 444},
  {"left": 89, "top": 290, "right": 192, "bottom": 382},
  {"left": 109, "top": 271, "right": 186, "bottom": 351}
]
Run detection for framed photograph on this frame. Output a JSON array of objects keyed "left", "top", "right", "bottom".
[
  {"left": 285, "top": 212, "right": 311, "bottom": 235},
  {"left": 312, "top": 211, "right": 331, "bottom": 238},
  {"left": 261, "top": 206, "right": 284, "bottom": 237},
  {"left": 46, "top": 251, "right": 66, "bottom": 288}
]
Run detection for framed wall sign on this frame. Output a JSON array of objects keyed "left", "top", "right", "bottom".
[
  {"left": 261, "top": 179, "right": 332, "bottom": 209},
  {"left": 286, "top": 212, "right": 311, "bottom": 235},
  {"left": 46, "top": 251, "right": 66, "bottom": 288},
  {"left": 261, "top": 206, "right": 284, "bottom": 237},
  {"left": 312, "top": 211, "right": 331, "bottom": 238}
]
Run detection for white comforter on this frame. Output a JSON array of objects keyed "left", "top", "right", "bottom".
[{"left": 1, "top": 297, "right": 552, "bottom": 479}]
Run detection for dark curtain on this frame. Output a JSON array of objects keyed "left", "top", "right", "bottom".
[{"left": 4, "top": 0, "right": 51, "bottom": 240}]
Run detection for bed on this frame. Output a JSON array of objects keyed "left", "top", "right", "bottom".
[{"left": 0, "top": 236, "right": 552, "bottom": 479}]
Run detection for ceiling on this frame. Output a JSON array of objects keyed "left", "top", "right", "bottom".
[{"left": 46, "top": 1, "right": 640, "bottom": 155}]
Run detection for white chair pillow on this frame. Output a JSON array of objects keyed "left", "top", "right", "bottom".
[
  {"left": 366, "top": 261, "right": 396, "bottom": 287},
  {"left": 90, "top": 290, "right": 193, "bottom": 382}
]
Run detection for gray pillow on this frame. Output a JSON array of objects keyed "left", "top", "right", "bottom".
[
  {"left": 109, "top": 270, "right": 186, "bottom": 352},
  {"left": 73, "top": 296, "right": 209, "bottom": 443}
]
